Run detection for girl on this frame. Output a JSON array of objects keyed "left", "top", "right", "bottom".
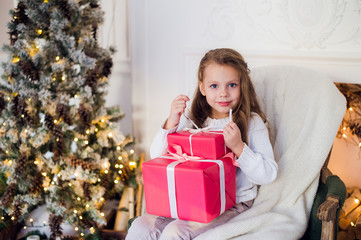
[{"left": 126, "top": 48, "right": 278, "bottom": 240}]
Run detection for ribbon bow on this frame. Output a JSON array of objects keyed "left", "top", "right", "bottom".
[
  {"left": 183, "top": 126, "right": 212, "bottom": 134},
  {"left": 167, "top": 144, "right": 202, "bottom": 161}
]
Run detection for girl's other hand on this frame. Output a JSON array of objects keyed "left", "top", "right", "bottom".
[
  {"left": 164, "top": 95, "right": 190, "bottom": 129},
  {"left": 223, "top": 122, "right": 244, "bottom": 158}
]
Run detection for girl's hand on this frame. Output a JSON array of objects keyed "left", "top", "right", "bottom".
[
  {"left": 164, "top": 95, "right": 190, "bottom": 129},
  {"left": 223, "top": 122, "right": 244, "bottom": 158}
]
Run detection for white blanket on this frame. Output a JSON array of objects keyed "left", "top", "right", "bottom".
[{"left": 195, "top": 65, "right": 346, "bottom": 240}]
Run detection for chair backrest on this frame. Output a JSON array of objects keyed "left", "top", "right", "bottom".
[{"left": 249, "top": 65, "right": 346, "bottom": 207}]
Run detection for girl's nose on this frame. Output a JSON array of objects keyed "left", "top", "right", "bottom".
[{"left": 220, "top": 87, "right": 228, "bottom": 97}]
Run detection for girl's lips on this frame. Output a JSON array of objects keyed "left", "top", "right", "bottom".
[{"left": 218, "top": 101, "right": 231, "bottom": 106}]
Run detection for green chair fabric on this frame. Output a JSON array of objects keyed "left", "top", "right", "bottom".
[{"left": 301, "top": 175, "right": 346, "bottom": 240}]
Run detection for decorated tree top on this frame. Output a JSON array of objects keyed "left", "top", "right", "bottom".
[{"left": 0, "top": 0, "right": 137, "bottom": 238}]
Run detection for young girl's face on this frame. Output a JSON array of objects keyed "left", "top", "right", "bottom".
[{"left": 199, "top": 63, "right": 241, "bottom": 119}]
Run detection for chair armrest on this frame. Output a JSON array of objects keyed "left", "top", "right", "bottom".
[
  {"left": 317, "top": 195, "right": 340, "bottom": 240},
  {"left": 317, "top": 195, "right": 340, "bottom": 221}
]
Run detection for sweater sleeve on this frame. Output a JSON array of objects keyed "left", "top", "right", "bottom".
[
  {"left": 236, "top": 115, "right": 278, "bottom": 185},
  {"left": 149, "top": 114, "right": 191, "bottom": 159}
]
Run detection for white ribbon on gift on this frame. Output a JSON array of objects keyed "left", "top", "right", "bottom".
[
  {"left": 182, "top": 127, "right": 227, "bottom": 156},
  {"left": 161, "top": 155, "right": 226, "bottom": 219}
]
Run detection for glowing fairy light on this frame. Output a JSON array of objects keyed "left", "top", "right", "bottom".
[
  {"left": 355, "top": 198, "right": 360, "bottom": 204},
  {"left": 74, "top": 210, "right": 78, "bottom": 214},
  {"left": 118, "top": 156, "right": 122, "bottom": 160},
  {"left": 130, "top": 149, "right": 135, "bottom": 154},
  {"left": 108, "top": 132, "right": 112, "bottom": 137},
  {"left": 55, "top": 56, "right": 60, "bottom": 61},
  {"left": 37, "top": 29, "right": 43, "bottom": 35},
  {"left": 116, "top": 146, "right": 121, "bottom": 150},
  {"left": 86, "top": 129, "right": 90, "bottom": 134},
  {"left": 114, "top": 179, "right": 119, "bottom": 184},
  {"left": 74, "top": 138, "right": 78, "bottom": 142},
  {"left": 12, "top": 57, "right": 20, "bottom": 63}
]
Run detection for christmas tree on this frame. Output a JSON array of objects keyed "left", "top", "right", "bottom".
[{"left": 0, "top": 0, "right": 138, "bottom": 238}]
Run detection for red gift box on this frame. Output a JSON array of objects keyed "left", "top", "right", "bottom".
[
  {"left": 167, "top": 130, "right": 231, "bottom": 160},
  {"left": 142, "top": 154, "right": 236, "bottom": 223}
]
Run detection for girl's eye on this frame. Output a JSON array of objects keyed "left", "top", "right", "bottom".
[
  {"left": 228, "top": 83, "right": 237, "bottom": 88},
  {"left": 210, "top": 84, "right": 218, "bottom": 89}
]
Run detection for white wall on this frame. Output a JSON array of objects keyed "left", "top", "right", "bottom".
[
  {"left": 99, "top": 0, "right": 133, "bottom": 136},
  {"left": 129, "top": 0, "right": 361, "bottom": 187}
]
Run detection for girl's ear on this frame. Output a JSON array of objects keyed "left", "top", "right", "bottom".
[{"left": 199, "top": 82, "right": 206, "bottom": 96}]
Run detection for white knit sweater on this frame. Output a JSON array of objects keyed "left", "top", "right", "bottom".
[{"left": 150, "top": 112, "right": 278, "bottom": 203}]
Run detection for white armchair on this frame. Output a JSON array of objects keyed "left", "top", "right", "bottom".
[{"left": 195, "top": 65, "right": 346, "bottom": 240}]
